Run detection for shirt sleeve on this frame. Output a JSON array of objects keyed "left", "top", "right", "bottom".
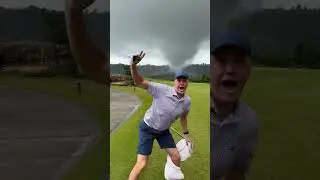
[
  {"left": 146, "top": 82, "right": 170, "bottom": 98},
  {"left": 234, "top": 118, "right": 259, "bottom": 174},
  {"left": 185, "top": 97, "right": 191, "bottom": 113}
]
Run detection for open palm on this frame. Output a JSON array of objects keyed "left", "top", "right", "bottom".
[{"left": 132, "top": 51, "right": 146, "bottom": 65}]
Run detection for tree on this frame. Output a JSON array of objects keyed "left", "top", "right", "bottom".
[
  {"left": 200, "top": 74, "right": 210, "bottom": 83},
  {"left": 123, "top": 64, "right": 131, "bottom": 76},
  {"left": 41, "top": 9, "right": 69, "bottom": 45},
  {"left": 122, "top": 64, "right": 135, "bottom": 87}
]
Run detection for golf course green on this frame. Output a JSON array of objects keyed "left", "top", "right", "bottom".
[{"left": 1, "top": 67, "right": 320, "bottom": 180}]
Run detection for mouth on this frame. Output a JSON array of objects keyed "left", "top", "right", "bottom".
[
  {"left": 220, "top": 80, "right": 238, "bottom": 92},
  {"left": 178, "top": 86, "right": 185, "bottom": 91}
]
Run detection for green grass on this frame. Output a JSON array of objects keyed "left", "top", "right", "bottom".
[
  {"left": 110, "top": 80, "right": 210, "bottom": 180},
  {"left": 244, "top": 67, "right": 320, "bottom": 180},
  {"left": 0, "top": 74, "right": 109, "bottom": 180},
  {"left": 111, "top": 68, "right": 320, "bottom": 180},
  {"left": 2, "top": 67, "right": 320, "bottom": 180}
]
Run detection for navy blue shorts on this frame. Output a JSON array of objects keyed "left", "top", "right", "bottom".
[{"left": 137, "top": 120, "right": 176, "bottom": 155}]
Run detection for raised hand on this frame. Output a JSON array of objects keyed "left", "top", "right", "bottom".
[
  {"left": 65, "top": 0, "right": 109, "bottom": 85},
  {"left": 132, "top": 51, "right": 145, "bottom": 65}
]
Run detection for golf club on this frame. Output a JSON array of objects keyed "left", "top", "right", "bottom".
[
  {"left": 170, "top": 127, "right": 184, "bottom": 138},
  {"left": 170, "top": 127, "right": 194, "bottom": 156}
]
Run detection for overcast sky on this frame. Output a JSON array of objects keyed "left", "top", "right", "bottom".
[
  {"left": 110, "top": 0, "right": 210, "bottom": 69},
  {"left": 1, "top": 0, "right": 320, "bottom": 68}
]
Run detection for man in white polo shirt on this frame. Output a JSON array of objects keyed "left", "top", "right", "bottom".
[
  {"left": 210, "top": 29, "right": 259, "bottom": 180},
  {"left": 128, "top": 51, "right": 191, "bottom": 180}
]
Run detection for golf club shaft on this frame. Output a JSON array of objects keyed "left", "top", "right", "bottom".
[
  {"left": 170, "top": 127, "right": 184, "bottom": 138},
  {"left": 171, "top": 127, "right": 193, "bottom": 153}
]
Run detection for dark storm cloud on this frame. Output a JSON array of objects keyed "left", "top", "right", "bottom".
[
  {"left": 210, "top": 0, "right": 320, "bottom": 32},
  {"left": 210, "top": 0, "right": 320, "bottom": 47},
  {"left": 0, "top": 0, "right": 109, "bottom": 12},
  {"left": 111, "top": 0, "right": 320, "bottom": 68},
  {"left": 211, "top": 0, "right": 263, "bottom": 34},
  {"left": 110, "top": 0, "right": 210, "bottom": 68}
]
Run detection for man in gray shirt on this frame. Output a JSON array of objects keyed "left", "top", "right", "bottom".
[
  {"left": 128, "top": 51, "right": 191, "bottom": 180},
  {"left": 210, "top": 29, "right": 259, "bottom": 180}
]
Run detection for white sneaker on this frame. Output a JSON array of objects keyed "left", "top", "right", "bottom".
[{"left": 164, "top": 155, "right": 184, "bottom": 180}]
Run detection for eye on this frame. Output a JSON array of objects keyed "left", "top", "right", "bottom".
[{"left": 234, "top": 57, "right": 248, "bottom": 65}]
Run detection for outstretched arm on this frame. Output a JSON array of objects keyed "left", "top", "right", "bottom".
[
  {"left": 130, "top": 51, "right": 150, "bottom": 89},
  {"left": 130, "top": 51, "right": 170, "bottom": 98},
  {"left": 65, "top": 0, "right": 109, "bottom": 85}
]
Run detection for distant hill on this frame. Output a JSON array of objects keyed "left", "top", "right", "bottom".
[
  {"left": 0, "top": 6, "right": 109, "bottom": 51},
  {"left": 110, "top": 63, "right": 210, "bottom": 81}
]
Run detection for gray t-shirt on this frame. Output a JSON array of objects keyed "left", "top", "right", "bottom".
[
  {"left": 143, "top": 82, "right": 191, "bottom": 131},
  {"left": 210, "top": 99, "right": 259, "bottom": 179}
]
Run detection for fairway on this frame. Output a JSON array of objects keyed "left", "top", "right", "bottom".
[
  {"left": 244, "top": 68, "right": 320, "bottom": 180},
  {"left": 110, "top": 80, "right": 210, "bottom": 180},
  {"left": 111, "top": 67, "right": 320, "bottom": 180}
]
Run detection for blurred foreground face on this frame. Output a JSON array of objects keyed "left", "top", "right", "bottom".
[
  {"left": 174, "top": 77, "right": 189, "bottom": 94},
  {"left": 211, "top": 46, "right": 251, "bottom": 104}
]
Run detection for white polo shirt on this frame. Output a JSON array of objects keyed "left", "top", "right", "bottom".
[
  {"left": 143, "top": 82, "right": 191, "bottom": 131},
  {"left": 211, "top": 98, "right": 259, "bottom": 179}
]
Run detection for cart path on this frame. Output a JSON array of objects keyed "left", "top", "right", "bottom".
[
  {"left": 110, "top": 89, "right": 141, "bottom": 134},
  {"left": 0, "top": 85, "right": 100, "bottom": 180}
]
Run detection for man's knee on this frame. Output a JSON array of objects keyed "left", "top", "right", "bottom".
[
  {"left": 135, "top": 157, "right": 148, "bottom": 170},
  {"left": 169, "top": 150, "right": 181, "bottom": 162}
]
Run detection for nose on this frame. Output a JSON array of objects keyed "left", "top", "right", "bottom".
[{"left": 225, "top": 62, "right": 236, "bottom": 75}]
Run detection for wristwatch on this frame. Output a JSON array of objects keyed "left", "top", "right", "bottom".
[{"left": 183, "top": 131, "right": 189, "bottom": 135}]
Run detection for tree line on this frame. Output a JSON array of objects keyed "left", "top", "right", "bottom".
[
  {"left": 111, "top": 63, "right": 210, "bottom": 83},
  {"left": 2, "top": 5, "right": 320, "bottom": 75},
  {"left": 229, "top": 5, "right": 320, "bottom": 69}
]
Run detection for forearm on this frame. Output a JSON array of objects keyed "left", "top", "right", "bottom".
[
  {"left": 180, "top": 117, "right": 188, "bottom": 132},
  {"left": 130, "top": 63, "right": 144, "bottom": 85},
  {"left": 65, "top": 7, "right": 109, "bottom": 83}
]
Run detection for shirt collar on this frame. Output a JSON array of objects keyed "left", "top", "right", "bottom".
[
  {"left": 172, "top": 87, "right": 185, "bottom": 100},
  {"left": 211, "top": 98, "right": 240, "bottom": 126}
]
